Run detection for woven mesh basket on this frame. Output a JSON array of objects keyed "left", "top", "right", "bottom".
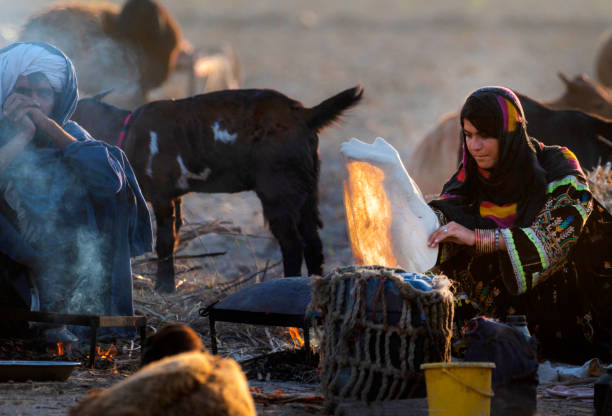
[{"left": 310, "top": 265, "right": 454, "bottom": 405}]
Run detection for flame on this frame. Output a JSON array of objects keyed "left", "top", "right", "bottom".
[
  {"left": 343, "top": 161, "right": 397, "bottom": 267},
  {"left": 47, "top": 342, "right": 71, "bottom": 357},
  {"left": 97, "top": 344, "right": 118, "bottom": 360},
  {"left": 287, "top": 327, "right": 304, "bottom": 348},
  {"left": 86, "top": 344, "right": 118, "bottom": 361}
]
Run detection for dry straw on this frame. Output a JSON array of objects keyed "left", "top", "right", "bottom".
[{"left": 587, "top": 162, "right": 612, "bottom": 212}]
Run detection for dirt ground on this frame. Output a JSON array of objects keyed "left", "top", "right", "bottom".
[{"left": 0, "top": 0, "right": 611, "bottom": 415}]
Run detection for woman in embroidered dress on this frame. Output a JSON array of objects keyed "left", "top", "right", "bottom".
[{"left": 426, "top": 86, "right": 612, "bottom": 362}]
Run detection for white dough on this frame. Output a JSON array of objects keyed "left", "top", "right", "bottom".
[{"left": 340, "top": 137, "right": 440, "bottom": 272}]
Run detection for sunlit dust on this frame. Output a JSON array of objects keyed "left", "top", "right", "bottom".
[
  {"left": 344, "top": 161, "right": 397, "bottom": 267},
  {"left": 287, "top": 327, "right": 304, "bottom": 348},
  {"left": 194, "top": 56, "right": 222, "bottom": 77}
]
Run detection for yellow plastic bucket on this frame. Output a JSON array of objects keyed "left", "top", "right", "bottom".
[{"left": 420, "top": 362, "right": 495, "bottom": 416}]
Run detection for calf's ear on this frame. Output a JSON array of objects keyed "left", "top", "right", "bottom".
[{"left": 91, "top": 88, "right": 114, "bottom": 102}]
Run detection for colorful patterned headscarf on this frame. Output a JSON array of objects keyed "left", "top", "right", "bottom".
[{"left": 429, "top": 86, "right": 585, "bottom": 229}]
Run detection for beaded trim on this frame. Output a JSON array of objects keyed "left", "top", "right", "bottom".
[
  {"left": 573, "top": 202, "right": 589, "bottom": 226},
  {"left": 532, "top": 272, "right": 541, "bottom": 287},
  {"left": 547, "top": 175, "right": 589, "bottom": 194},
  {"left": 523, "top": 227, "right": 549, "bottom": 270},
  {"left": 501, "top": 228, "right": 527, "bottom": 293}
]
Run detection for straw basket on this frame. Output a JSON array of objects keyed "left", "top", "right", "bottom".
[{"left": 310, "top": 265, "right": 454, "bottom": 406}]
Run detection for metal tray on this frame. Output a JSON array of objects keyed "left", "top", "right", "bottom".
[{"left": 0, "top": 360, "right": 81, "bottom": 382}]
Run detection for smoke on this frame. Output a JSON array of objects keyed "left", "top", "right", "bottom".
[
  {"left": 65, "top": 227, "right": 109, "bottom": 315},
  {"left": 18, "top": 0, "right": 183, "bottom": 109},
  {"left": 20, "top": 22, "right": 143, "bottom": 109},
  {"left": 0, "top": 24, "right": 18, "bottom": 44},
  {"left": 1, "top": 140, "right": 112, "bottom": 315}
]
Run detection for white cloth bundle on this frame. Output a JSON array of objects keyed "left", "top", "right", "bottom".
[{"left": 341, "top": 137, "right": 439, "bottom": 273}]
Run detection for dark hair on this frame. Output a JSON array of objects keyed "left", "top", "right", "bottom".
[
  {"left": 460, "top": 94, "right": 502, "bottom": 139},
  {"left": 141, "top": 323, "right": 203, "bottom": 366}
]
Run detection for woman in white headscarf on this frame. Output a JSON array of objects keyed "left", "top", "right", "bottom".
[{"left": 0, "top": 42, "right": 152, "bottom": 343}]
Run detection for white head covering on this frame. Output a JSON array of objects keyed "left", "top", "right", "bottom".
[{"left": 0, "top": 43, "right": 67, "bottom": 105}]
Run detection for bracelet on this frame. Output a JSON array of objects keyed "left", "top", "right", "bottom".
[
  {"left": 494, "top": 228, "right": 500, "bottom": 252},
  {"left": 475, "top": 229, "right": 496, "bottom": 254}
]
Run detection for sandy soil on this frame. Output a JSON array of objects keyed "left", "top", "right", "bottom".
[{"left": 0, "top": 0, "right": 611, "bottom": 415}]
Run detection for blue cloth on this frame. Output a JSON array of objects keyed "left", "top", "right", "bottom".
[
  {"left": 0, "top": 43, "right": 152, "bottom": 331},
  {"left": 399, "top": 272, "right": 434, "bottom": 291}
]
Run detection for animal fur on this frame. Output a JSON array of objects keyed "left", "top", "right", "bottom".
[
  {"left": 20, "top": 0, "right": 182, "bottom": 108},
  {"left": 141, "top": 323, "right": 203, "bottom": 366},
  {"left": 596, "top": 29, "right": 612, "bottom": 89},
  {"left": 69, "top": 351, "right": 256, "bottom": 416},
  {"left": 71, "top": 85, "right": 364, "bottom": 292}
]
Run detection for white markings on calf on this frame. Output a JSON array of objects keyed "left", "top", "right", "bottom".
[
  {"left": 146, "top": 131, "right": 159, "bottom": 178},
  {"left": 212, "top": 120, "right": 237, "bottom": 144},
  {"left": 176, "top": 155, "right": 212, "bottom": 190}
]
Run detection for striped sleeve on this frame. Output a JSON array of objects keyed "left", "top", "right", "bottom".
[{"left": 500, "top": 175, "right": 593, "bottom": 294}]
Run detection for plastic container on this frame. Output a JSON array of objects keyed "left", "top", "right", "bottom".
[
  {"left": 420, "top": 362, "right": 495, "bottom": 416},
  {"left": 594, "top": 368, "right": 612, "bottom": 416}
]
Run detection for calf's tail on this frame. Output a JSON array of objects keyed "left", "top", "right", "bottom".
[{"left": 306, "top": 85, "right": 363, "bottom": 133}]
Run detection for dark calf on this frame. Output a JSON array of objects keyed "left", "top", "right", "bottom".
[
  {"left": 72, "top": 86, "right": 363, "bottom": 292},
  {"left": 517, "top": 92, "right": 612, "bottom": 169}
]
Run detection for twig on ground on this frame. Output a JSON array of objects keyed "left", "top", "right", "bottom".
[
  {"left": 135, "top": 305, "right": 167, "bottom": 321},
  {"left": 174, "top": 252, "right": 226, "bottom": 260},
  {"left": 216, "top": 260, "right": 281, "bottom": 294},
  {"left": 176, "top": 265, "right": 205, "bottom": 275},
  {"left": 131, "top": 251, "right": 226, "bottom": 266},
  {"left": 249, "top": 390, "right": 325, "bottom": 405}
]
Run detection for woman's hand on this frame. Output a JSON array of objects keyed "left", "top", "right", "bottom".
[{"left": 427, "top": 221, "right": 475, "bottom": 248}]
